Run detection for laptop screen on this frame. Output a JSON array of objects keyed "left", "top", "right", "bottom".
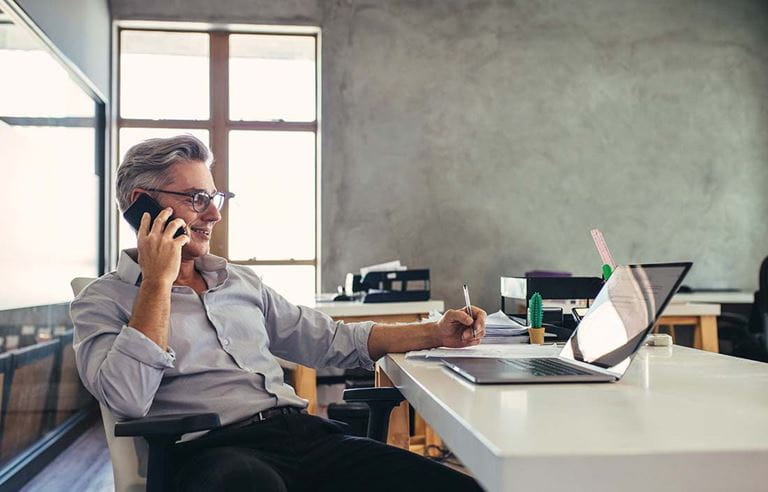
[{"left": 559, "top": 263, "right": 691, "bottom": 375}]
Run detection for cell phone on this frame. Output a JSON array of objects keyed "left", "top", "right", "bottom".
[{"left": 122, "top": 193, "right": 186, "bottom": 238}]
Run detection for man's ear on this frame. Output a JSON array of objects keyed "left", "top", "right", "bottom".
[{"left": 129, "top": 188, "right": 146, "bottom": 204}]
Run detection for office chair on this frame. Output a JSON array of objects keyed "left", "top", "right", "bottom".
[
  {"left": 701, "top": 258, "right": 768, "bottom": 362},
  {"left": 742, "top": 256, "right": 768, "bottom": 361},
  {"left": 70, "top": 277, "right": 406, "bottom": 492}
]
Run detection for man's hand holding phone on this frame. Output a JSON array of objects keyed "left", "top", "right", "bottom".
[{"left": 137, "top": 207, "right": 189, "bottom": 287}]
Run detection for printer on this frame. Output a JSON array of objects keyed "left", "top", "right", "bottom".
[
  {"left": 345, "top": 269, "right": 431, "bottom": 303},
  {"left": 501, "top": 275, "right": 603, "bottom": 330}
]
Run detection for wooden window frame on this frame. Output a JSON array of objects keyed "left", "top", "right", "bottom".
[{"left": 115, "top": 24, "right": 321, "bottom": 291}]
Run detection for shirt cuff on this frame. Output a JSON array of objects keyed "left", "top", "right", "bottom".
[
  {"left": 350, "top": 321, "right": 376, "bottom": 370},
  {"left": 112, "top": 325, "right": 176, "bottom": 369}
]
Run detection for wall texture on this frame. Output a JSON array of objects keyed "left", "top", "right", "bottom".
[
  {"left": 17, "top": 0, "right": 110, "bottom": 99},
  {"left": 112, "top": 0, "right": 768, "bottom": 311}
]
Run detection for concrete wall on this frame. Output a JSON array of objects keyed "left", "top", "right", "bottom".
[
  {"left": 112, "top": 0, "right": 768, "bottom": 311},
  {"left": 16, "top": 0, "right": 110, "bottom": 99}
]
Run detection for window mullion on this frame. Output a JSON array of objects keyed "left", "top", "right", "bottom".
[{"left": 210, "top": 31, "right": 230, "bottom": 259}]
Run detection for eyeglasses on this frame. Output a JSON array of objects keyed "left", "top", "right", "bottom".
[{"left": 144, "top": 188, "right": 235, "bottom": 213}]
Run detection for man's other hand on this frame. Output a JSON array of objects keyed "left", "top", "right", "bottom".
[{"left": 435, "top": 306, "right": 487, "bottom": 348}]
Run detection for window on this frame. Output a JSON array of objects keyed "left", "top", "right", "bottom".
[
  {"left": 0, "top": 3, "right": 104, "bottom": 471},
  {"left": 118, "top": 27, "right": 319, "bottom": 304}
]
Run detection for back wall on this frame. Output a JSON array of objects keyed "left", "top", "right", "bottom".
[{"left": 112, "top": 0, "right": 768, "bottom": 310}]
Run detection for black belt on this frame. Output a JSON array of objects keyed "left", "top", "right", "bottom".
[{"left": 216, "top": 406, "right": 306, "bottom": 433}]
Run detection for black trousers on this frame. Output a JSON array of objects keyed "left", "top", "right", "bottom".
[{"left": 172, "top": 413, "right": 483, "bottom": 492}]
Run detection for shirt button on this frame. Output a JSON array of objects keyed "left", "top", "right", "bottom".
[{"left": 222, "top": 338, "right": 230, "bottom": 346}]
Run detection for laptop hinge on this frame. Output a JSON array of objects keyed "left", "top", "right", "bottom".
[{"left": 557, "top": 355, "right": 620, "bottom": 378}]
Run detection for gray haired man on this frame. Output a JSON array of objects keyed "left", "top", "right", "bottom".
[{"left": 71, "top": 135, "right": 486, "bottom": 491}]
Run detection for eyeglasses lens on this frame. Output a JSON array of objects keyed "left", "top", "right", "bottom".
[{"left": 193, "top": 193, "right": 210, "bottom": 212}]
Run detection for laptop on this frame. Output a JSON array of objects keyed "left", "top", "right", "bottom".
[{"left": 442, "top": 262, "right": 692, "bottom": 384}]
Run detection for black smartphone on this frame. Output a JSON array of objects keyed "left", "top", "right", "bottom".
[{"left": 122, "top": 193, "right": 186, "bottom": 238}]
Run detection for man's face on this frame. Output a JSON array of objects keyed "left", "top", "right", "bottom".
[{"left": 134, "top": 160, "right": 222, "bottom": 259}]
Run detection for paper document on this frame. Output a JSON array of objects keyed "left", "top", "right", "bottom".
[
  {"left": 485, "top": 310, "right": 529, "bottom": 336},
  {"left": 480, "top": 335, "right": 529, "bottom": 345},
  {"left": 360, "top": 260, "right": 407, "bottom": 277},
  {"left": 406, "top": 343, "right": 561, "bottom": 360}
]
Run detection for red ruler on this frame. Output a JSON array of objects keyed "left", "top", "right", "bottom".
[{"left": 590, "top": 228, "right": 617, "bottom": 269}]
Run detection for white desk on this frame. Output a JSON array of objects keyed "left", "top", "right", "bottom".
[
  {"left": 671, "top": 292, "right": 753, "bottom": 305},
  {"left": 312, "top": 300, "right": 444, "bottom": 320},
  {"left": 379, "top": 347, "right": 768, "bottom": 492}
]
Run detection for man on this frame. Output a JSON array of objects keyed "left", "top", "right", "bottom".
[{"left": 71, "top": 135, "right": 487, "bottom": 492}]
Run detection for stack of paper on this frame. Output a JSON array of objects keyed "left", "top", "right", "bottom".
[
  {"left": 484, "top": 310, "right": 528, "bottom": 335},
  {"left": 478, "top": 310, "right": 528, "bottom": 344},
  {"left": 360, "top": 260, "right": 407, "bottom": 277},
  {"left": 406, "top": 344, "right": 560, "bottom": 359}
]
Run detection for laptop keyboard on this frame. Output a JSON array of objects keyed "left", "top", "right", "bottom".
[{"left": 500, "top": 358, "right": 595, "bottom": 377}]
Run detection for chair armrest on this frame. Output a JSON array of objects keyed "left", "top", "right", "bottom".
[
  {"left": 114, "top": 413, "right": 221, "bottom": 438},
  {"left": 343, "top": 387, "right": 405, "bottom": 443},
  {"left": 342, "top": 387, "right": 404, "bottom": 403}
]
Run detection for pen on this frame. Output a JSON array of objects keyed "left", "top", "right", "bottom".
[{"left": 463, "top": 283, "right": 475, "bottom": 338}]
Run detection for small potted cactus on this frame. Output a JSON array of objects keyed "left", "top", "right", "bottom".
[{"left": 528, "top": 292, "right": 545, "bottom": 344}]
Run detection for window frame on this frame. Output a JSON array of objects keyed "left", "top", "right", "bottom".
[{"left": 113, "top": 21, "right": 322, "bottom": 293}]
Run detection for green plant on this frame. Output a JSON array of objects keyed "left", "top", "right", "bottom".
[{"left": 529, "top": 292, "right": 543, "bottom": 328}]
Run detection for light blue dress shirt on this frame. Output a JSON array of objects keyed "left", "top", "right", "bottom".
[{"left": 71, "top": 249, "right": 374, "bottom": 425}]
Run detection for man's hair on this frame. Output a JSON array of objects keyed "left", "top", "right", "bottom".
[{"left": 115, "top": 134, "right": 212, "bottom": 212}]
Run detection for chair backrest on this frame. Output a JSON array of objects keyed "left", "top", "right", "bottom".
[
  {"left": 70, "top": 277, "right": 96, "bottom": 299},
  {"left": 751, "top": 257, "right": 768, "bottom": 353},
  {"left": 71, "top": 277, "right": 148, "bottom": 492},
  {"left": 100, "top": 404, "right": 148, "bottom": 492}
]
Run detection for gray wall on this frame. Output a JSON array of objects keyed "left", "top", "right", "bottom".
[
  {"left": 17, "top": 0, "right": 110, "bottom": 99},
  {"left": 112, "top": 0, "right": 768, "bottom": 311}
]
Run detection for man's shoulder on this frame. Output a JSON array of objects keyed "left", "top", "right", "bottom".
[
  {"left": 72, "top": 272, "right": 129, "bottom": 305},
  {"left": 225, "top": 263, "right": 265, "bottom": 288}
]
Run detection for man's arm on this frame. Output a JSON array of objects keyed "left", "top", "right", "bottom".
[
  {"left": 71, "top": 289, "right": 177, "bottom": 419},
  {"left": 367, "top": 306, "right": 487, "bottom": 360},
  {"left": 71, "top": 208, "right": 188, "bottom": 419},
  {"left": 128, "top": 208, "right": 188, "bottom": 350}
]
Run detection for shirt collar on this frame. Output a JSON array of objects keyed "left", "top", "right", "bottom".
[{"left": 116, "top": 248, "right": 229, "bottom": 287}]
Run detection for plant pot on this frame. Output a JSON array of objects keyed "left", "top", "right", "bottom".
[{"left": 528, "top": 327, "right": 545, "bottom": 345}]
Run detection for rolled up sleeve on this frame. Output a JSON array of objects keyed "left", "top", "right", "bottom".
[
  {"left": 71, "top": 291, "right": 174, "bottom": 419},
  {"left": 261, "top": 285, "right": 376, "bottom": 370}
]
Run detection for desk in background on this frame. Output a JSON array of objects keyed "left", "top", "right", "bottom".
[
  {"left": 658, "top": 302, "right": 721, "bottom": 352},
  {"left": 664, "top": 290, "right": 756, "bottom": 353},
  {"left": 282, "top": 300, "right": 444, "bottom": 414},
  {"left": 671, "top": 291, "right": 753, "bottom": 305},
  {"left": 379, "top": 347, "right": 768, "bottom": 492}
]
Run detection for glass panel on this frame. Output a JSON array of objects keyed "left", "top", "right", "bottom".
[
  {"left": 228, "top": 131, "right": 316, "bottom": 261},
  {"left": 0, "top": 22, "right": 99, "bottom": 310},
  {"left": 120, "top": 30, "right": 209, "bottom": 120},
  {"left": 230, "top": 34, "right": 316, "bottom": 121},
  {"left": 0, "top": 8, "right": 99, "bottom": 468},
  {"left": 117, "top": 128, "right": 210, "bottom": 252},
  {"left": 246, "top": 265, "right": 316, "bottom": 306}
]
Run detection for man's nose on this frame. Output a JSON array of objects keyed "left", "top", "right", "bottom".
[{"left": 201, "top": 202, "right": 222, "bottom": 223}]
